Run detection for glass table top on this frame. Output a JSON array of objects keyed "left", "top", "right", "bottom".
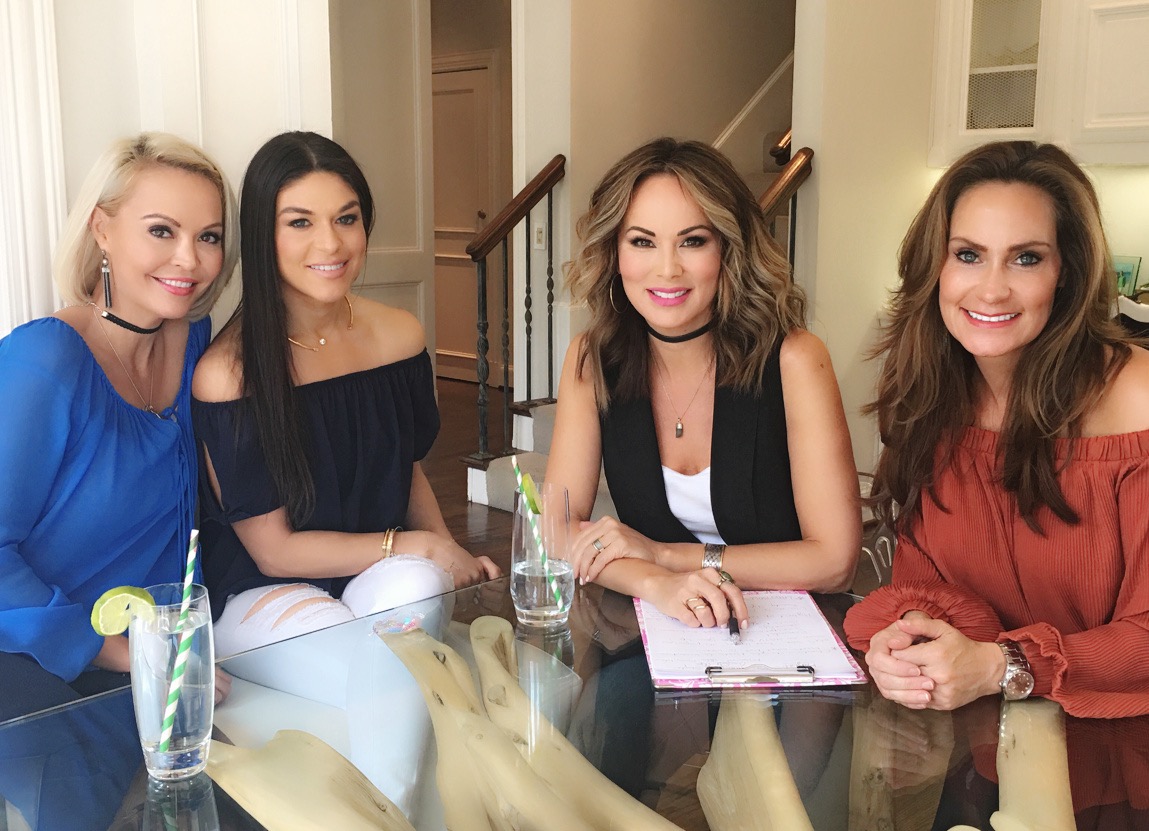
[{"left": 1, "top": 578, "right": 1146, "bottom": 830}]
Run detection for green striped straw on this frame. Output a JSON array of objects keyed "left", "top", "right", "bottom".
[
  {"left": 158, "top": 530, "right": 200, "bottom": 753},
  {"left": 511, "top": 456, "right": 566, "bottom": 611}
]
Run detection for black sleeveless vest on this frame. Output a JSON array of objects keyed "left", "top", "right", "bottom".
[{"left": 599, "top": 346, "right": 802, "bottom": 546}]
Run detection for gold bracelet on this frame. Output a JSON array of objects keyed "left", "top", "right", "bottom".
[{"left": 380, "top": 528, "right": 396, "bottom": 561}]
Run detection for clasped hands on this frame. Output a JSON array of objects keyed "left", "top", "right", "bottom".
[{"left": 865, "top": 611, "right": 1006, "bottom": 710}]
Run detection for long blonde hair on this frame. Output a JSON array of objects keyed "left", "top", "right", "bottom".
[
  {"left": 869, "top": 141, "right": 1130, "bottom": 531},
  {"left": 53, "top": 132, "right": 239, "bottom": 321},
  {"left": 566, "top": 137, "right": 806, "bottom": 408}
]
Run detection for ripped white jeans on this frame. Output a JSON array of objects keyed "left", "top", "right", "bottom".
[{"left": 214, "top": 554, "right": 454, "bottom": 659}]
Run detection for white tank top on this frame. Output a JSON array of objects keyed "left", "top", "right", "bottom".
[{"left": 661, "top": 466, "right": 726, "bottom": 545}]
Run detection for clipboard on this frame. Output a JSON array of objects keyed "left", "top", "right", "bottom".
[{"left": 634, "top": 590, "right": 867, "bottom": 690}]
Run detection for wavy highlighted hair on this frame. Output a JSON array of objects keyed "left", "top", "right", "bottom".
[
  {"left": 53, "top": 132, "right": 239, "bottom": 321},
  {"left": 566, "top": 137, "right": 807, "bottom": 407},
  {"left": 868, "top": 141, "right": 1131, "bottom": 532}
]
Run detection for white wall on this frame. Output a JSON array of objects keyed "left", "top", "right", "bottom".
[
  {"left": 793, "top": 0, "right": 939, "bottom": 473},
  {"left": 53, "top": 0, "right": 333, "bottom": 325},
  {"left": 512, "top": 0, "right": 573, "bottom": 398},
  {"left": 330, "top": 0, "right": 435, "bottom": 340},
  {"left": 1092, "top": 166, "right": 1149, "bottom": 280}
]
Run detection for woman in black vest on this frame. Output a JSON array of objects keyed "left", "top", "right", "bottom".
[{"left": 545, "top": 138, "right": 860, "bottom": 628}]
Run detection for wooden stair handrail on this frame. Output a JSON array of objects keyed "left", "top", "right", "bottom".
[
  {"left": 759, "top": 147, "right": 813, "bottom": 222},
  {"left": 466, "top": 154, "right": 566, "bottom": 261},
  {"left": 768, "top": 128, "right": 792, "bottom": 166}
]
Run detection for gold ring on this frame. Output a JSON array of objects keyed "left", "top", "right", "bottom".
[
  {"left": 717, "top": 570, "right": 735, "bottom": 586},
  {"left": 592, "top": 538, "right": 605, "bottom": 552},
  {"left": 686, "top": 598, "right": 709, "bottom": 611}
]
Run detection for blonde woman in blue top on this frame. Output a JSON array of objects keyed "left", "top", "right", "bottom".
[{"left": 0, "top": 133, "right": 238, "bottom": 721}]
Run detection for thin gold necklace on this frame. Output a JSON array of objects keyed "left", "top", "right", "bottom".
[
  {"left": 652, "top": 353, "right": 714, "bottom": 439},
  {"left": 287, "top": 295, "right": 355, "bottom": 352},
  {"left": 91, "top": 305, "right": 159, "bottom": 416}
]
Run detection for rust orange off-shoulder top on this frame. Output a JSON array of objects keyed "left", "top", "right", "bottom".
[{"left": 845, "top": 426, "right": 1149, "bottom": 718}]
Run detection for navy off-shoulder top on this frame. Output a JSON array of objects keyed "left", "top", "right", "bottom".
[{"left": 191, "top": 350, "right": 440, "bottom": 619}]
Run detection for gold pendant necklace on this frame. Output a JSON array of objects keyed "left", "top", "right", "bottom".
[
  {"left": 91, "top": 305, "right": 160, "bottom": 416},
  {"left": 287, "top": 295, "right": 355, "bottom": 351},
  {"left": 652, "top": 353, "right": 714, "bottom": 439}
]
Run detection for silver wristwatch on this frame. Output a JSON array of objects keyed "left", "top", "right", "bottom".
[
  {"left": 998, "top": 640, "right": 1034, "bottom": 701},
  {"left": 702, "top": 543, "right": 726, "bottom": 571}
]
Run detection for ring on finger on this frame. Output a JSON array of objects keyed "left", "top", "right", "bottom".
[
  {"left": 592, "top": 538, "right": 605, "bottom": 552},
  {"left": 717, "top": 570, "right": 735, "bottom": 586},
  {"left": 684, "top": 596, "right": 707, "bottom": 611}
]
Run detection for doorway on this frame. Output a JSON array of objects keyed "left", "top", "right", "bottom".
[{"left": 430, "top": 1, "right": 513, "bottom": 385}]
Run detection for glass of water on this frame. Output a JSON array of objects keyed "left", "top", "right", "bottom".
[
  {"left": 129, "top": 583, "right": 215, "bottom": 780},
  {"left": 511, "top": 483, "right": 575, "bottom": 628}
]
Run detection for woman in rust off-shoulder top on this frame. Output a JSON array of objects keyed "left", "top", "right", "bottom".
[{"left": 844, "top": 141, "right": 1149, "bottom": 719}]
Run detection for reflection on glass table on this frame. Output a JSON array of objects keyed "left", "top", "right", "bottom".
[{"left": 1, "top": 579, "right": 1147, "bottom": 829}]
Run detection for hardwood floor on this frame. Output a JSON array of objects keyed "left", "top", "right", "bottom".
[{"left": 423, "top": 378, "right": 514, "bottom": 573}]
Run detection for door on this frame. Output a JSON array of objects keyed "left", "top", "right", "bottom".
[{"left": 431, "top": 61, "right": 505, "bottom": 384}]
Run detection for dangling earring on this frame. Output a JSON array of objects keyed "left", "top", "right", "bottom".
[
  {"left": 100, "top": 251, "right": 112, "bottom": 308},
  {"left": 609, "top": 276, "right": 623, "bottom": 314}
]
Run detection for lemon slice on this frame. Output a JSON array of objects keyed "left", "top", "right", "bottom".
[
  {"left": 91, "top": 586, "right": 156, "bottom": 636},
  {"left": 521, "top": 471, "right": 542, "bottom": 515}
]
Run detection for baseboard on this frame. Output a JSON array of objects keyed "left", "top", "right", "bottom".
[{"left": 435, "top": 349, "right": 512, "bottom": 389}]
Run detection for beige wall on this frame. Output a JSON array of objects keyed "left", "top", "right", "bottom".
[
  {"left": 793, "top": 0, "right": 938, "bottom": 473},
  {"left": 568, "top": 0, "right": 795, "bottom": 235}
]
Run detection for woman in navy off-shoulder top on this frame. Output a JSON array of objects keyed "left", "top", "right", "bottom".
[
  {"left": 0, "top": 133, "right": 237, "bottom": 721},
  {"left": 192, "top": 132, "right": 499, "bottom": 658}
]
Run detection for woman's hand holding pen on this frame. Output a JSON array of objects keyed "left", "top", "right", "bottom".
[{"left": 644, "top": 567, "right": 749, "bottom": 631}]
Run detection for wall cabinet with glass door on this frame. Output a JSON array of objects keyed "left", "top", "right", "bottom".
[{"left": 931, "top": 0, "right": 1149, "bottom": 166}]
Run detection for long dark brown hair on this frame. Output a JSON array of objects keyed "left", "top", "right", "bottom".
[
  {"left": 233, "top": 132, "right": 375, "bottom": 527},
  {"left": 869, "top": 141, "right": 1130, "bottom": 532},
  {"left": 565, "top": 137, "right": 806, "bottom": 407}
]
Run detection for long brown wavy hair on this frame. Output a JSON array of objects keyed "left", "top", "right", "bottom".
[
  {"left": 565, "top": 137, "right": 807, "bottom": 407},
  {"left": 868, "top": 141, "right": 1131, "bottom": 533}
]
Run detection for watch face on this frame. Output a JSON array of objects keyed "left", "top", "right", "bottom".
[{"left": 1003, "top": 669, "right": 1035, "bottom": 700}]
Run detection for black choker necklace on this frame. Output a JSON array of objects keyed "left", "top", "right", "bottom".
[
  {"left": 646, "top": 319, "right": 715, "bottom": 344},
  {"left": 88, "top": 303, "right": 163, "bottom": 335}
]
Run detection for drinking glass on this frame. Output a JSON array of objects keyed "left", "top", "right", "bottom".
[
  {"left": 141, "top": 772, "right": 220, "bottom": 830},
  {"left": 130, "top": 582, "right": 215, "bottom": 780},
  {"left": 511, "top": 483, "right": 575, "bottom": 628}
]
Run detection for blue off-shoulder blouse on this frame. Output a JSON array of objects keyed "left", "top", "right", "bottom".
[
  {"left": 0, "top": 317, "right": 209, "bottom": 681},
  {"left": 191, "top": 350, "right": 440, "bottom": 619}
]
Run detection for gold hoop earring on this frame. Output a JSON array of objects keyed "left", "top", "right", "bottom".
[{"left": 609, "top": 277, "right": 622, "bottom": 314}]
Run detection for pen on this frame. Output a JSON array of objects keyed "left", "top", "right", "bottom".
[{"left": 728, "top": 610, "right": 741, "bottom": 644}]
